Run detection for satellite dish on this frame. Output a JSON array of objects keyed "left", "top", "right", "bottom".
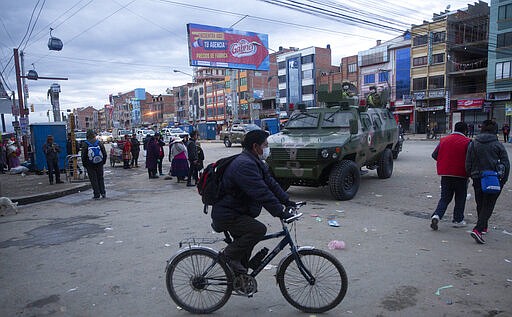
[{"left": 48, "top": 28, "right": 63, "bottom": 51}]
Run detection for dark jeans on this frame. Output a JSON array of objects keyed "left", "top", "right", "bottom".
[
  {"left": 86, "top": 164, "right": 105, "bottom": 198},
  {"left": 432, "top": 176, "right": 468, "bottom": 222},
  {"left": 130, "top": 151, "right": 139, "bottom": 167},
  {"left": 47, "top": 158, "right": 61, "bottom": 183},
  {"left": 148, "top": 168, "right": 158, "bottom": 178},
  {"left": 213, "top": 215, "right": 267, "bottom": 266},
  {"left": 504, "top": 133, "right": 509, "bottom": 143},
  {"left": 187, "top": 161, "right": 198, "bottom": 184},
  {"left": 157, "top": 158, "right": 163, "bottom": 175},
  {"left": 472, "top": 178, "right": 501, "bottom": 232}
]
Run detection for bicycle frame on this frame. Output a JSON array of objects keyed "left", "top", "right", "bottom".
[{"left": 249, "top": 220, "right": 316, "bottom": 285}]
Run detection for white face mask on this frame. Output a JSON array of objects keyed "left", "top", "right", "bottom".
[{"left": 259, "top": 147, "right": 270, "bottom": 160}]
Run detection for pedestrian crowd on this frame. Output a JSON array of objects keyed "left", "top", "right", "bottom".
[
  {"left": 430, "top": 119, "right": 510, "bottom": 245},
  {"left": 0, "top": 136, "right": 22, "bottom": 173}
]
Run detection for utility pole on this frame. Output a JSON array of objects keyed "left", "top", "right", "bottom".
[{"left": 13, "top": 48, "right": 28, "bottom": 160}]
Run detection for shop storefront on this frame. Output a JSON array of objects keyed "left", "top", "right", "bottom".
[
  {"left": 456, "top": 98, "right": 489, "bottom": 128},
  {"left": 393, "top": 104, "right": 414, "bottom": 132}
]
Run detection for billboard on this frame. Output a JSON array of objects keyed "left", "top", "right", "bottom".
[{"left": 187, "top": 23, "right": 269, "bottom": 71}]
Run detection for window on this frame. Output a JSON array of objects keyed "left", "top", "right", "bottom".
[
  {"left": 301, "top": 55, "right": 314, "bottom": 64},
  {"left": 497, "top": 32, "right": 512, "bottom": 48},
  {"left": 278, "top": 61, "right": 286, "bottom": 69},
  {"left": 378, "top": 71, "right": 389, "bottom": 83},
  {"left": 302, "top": 85, "right": 314, "bottom": 94},
  {"left": 188, "top": 90, "right": 193, "bottom": 97},
  {"left": 432, "top": 31, "right": 446, "bottom": 43},
  {"left": 278, "top": 75, "right": 286, "bottom": 83},
  {"left": 496, "top": 61, "right": 511, "bottom": 80},
  {"left": 428, "top": 75, "right": 444, "bottom": 89},
  {"left": 413, "top": 77, "right": 427, "bottom": 90},
  {"left": 498, "top": 4, "right": 512, "bottom": 20},
  {"left": 413, "top": 56, "right": 428, "bottom": 66},
  {"left": 364, "top": 74, "right": 375, "bottom": 84},
  {"left": 348, "top": 63, "right": 357, "bottom": 73},
  {"left": 432, "top": 53, "right": 445, "bottom": 64},
  {"left": 240, "top": 77, "right": 247, "bottom": 86},
  {"left": 199, "top": 87, "right": 204, "bottom": 95},
  {"left": 279, "top": 89, "right": 287, "bottom": 98},
  {"left": 413, "top": 35, "right": 428, "bottom": 46},
  {"left": 302, "top": 69, "right": 313, "bottom": 79}
]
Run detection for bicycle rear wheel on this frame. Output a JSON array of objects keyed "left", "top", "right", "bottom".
[
  {"left": 276, "top": 249, "right": 347, "bottom": 313},
  {"left": 166, "top": 248, "right": 233, "bottom": 314}
]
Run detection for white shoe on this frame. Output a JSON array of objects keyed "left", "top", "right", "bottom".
[
  {"left": 430, "top": 215, "right": 440, "bottom": 231},
  {"left": 452, "top": 220, "right": 467, "bottom": 228}
]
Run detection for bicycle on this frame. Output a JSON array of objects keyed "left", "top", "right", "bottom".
[{"left": 164, "top": 202, "right": 348, "bottom": 314}]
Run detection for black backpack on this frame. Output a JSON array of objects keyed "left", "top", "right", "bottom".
[{"left": 197, "top": 154, "right": 239, "bottom": 214}]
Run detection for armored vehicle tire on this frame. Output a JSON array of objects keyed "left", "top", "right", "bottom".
[
  {"left": 276, "top": 178, "right": 291, "bottom": 191},
  {"left": 329, "top": 160, "right": 361, "bottom": 201},
  {"left": 377, "top": 148, "right": 393, "bottom": 179},
  {"left": 392, "top": 148, "right": 399, "bottom": 160},
  {"left": 223, "top": 137, "right": 232, "bottom": 147}
]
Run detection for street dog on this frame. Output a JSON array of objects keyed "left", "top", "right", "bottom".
[{"left": 0, "top": 197, "right": 18, "bottom": 216}]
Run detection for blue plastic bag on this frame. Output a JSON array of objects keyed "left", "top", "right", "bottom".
[{"left": 480, "top": 170, "right": 501, "bottom": 194}]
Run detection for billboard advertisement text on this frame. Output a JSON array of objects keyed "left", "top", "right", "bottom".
[{"left": 187, "top": 23, "right": 269, "bottom": 71}]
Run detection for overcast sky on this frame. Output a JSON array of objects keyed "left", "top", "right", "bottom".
[{"left": 1, "top": 0, "right": 476, "bottom": 128}]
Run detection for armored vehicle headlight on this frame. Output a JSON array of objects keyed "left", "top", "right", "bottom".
[
  {"left": 321, "top": 149, "right": 329, "bottom": 158},
  {"left": 332, "top": 152, "right": 338, "bottom": 159}
]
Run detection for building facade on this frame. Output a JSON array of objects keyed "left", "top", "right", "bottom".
[
  {"left": 73, "top": 106, "right": 98, "bottom": 131},
  {"left": 487, "top": 0, "right": 512, "bottom": 128},
  {"left": 411, "top": 2, "right": 490, "bottom": 134},
  {"left": 277, "top": 46, "right": 333, "bottom": 110}
]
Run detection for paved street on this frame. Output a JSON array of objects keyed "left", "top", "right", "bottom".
[{"left": 1, "top": 140, "right": 511, "bottom": 317}]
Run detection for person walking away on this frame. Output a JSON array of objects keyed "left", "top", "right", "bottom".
[
  {"left": 130, "top": 134, "right": 140, "bottom": 167},
  {"left": 42, "top": 135, "right": 63, "bottom": 185},
  {"left": 169, "top": 137, "right": 188, "bottom": 182},
  {"left": 502, "top": 123, "right": 510, "bottom": 143},
  {"left": 145, "top": 135, "right": 159, "bottom": 179},
  {"left": 81, "top": 130, "right": 107, "bottom": 199},
  {"left": 465, "top": 120, "right": 510, "bottom": 244},
  {"left": 196, "top": 141, "right": 205, "bottom": 172},
  {"left": 430, "top": 122, "right": 471, "bottom": 230},
  {"left": 155, "top": 133, "right": 165, "bottom": 176},
  {"left": 186, "top": 130, "right": 199, "bottom": 187},
  {"left": 211, "top": 130, "right": 297, "bottom": 273},
  {"left": 122, "top": 134, "right": 132, "bottom": 169},
  {"left": 468, "top": 122, "right": 475, "bottom": 138}
]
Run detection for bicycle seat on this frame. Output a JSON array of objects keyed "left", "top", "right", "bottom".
[{"left": 211, "top": 223, "right": 233, "bottom": 244}]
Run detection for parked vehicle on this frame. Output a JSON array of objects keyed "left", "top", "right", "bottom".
[
  {"left": 113, "top": 129, "right": 132, "bottom": 141},
  {"left": 74, "top": 131, "right": 87, "bottom": 148},
  {"left": 219, "top": 123, "right": 261, "bottom": 147},
  {"left": 136, "top": 129, "right": 155, "bottom": 142},
  {"left": 98, "top": 131, "right": 113, "bottom": 143}
]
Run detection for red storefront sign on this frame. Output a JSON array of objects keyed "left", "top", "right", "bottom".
[{"left": 457, "top": 99, "right": 484, "bottom": 110}]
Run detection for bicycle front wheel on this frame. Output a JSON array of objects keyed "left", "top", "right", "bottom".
[
  {"left": 166, "top": 248, "right": 233, "bottom": 314},
  {"left": 276, "top": 249, "right": 347, "bottom": 313}
]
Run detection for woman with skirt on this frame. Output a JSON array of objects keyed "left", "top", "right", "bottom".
[{"left": 170, "top": 137, "right": 189, "bottom": 182}]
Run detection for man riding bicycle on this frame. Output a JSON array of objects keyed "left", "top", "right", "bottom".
[{"left": 211, "top": 130, "right": 296, "bottom": 273}]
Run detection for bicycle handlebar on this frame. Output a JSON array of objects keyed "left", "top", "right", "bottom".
[{"left": 282, "top": 201, "right": 306, "bottom": 224}]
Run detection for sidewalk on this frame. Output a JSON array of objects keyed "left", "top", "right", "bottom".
[{"left": 0, "top": 172, "right": 90, "bottom": 205}]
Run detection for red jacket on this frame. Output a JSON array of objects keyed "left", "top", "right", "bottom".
[{"left": 432, "top": 132, "right": 470, "bottom": 177}]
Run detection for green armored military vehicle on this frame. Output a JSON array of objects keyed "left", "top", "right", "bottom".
[{"left": 266, "top": 102, "right": 403, "bottom": 201}]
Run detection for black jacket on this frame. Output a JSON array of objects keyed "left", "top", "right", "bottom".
[
  {"left": 187, "top": 139, "right": 198, "bottom": 162},
  {"left": 466, "top": 132, "right": 509, "bottom": 184},
  {"left": 211, "top": 150, "right": 290, "bottom": 221}
]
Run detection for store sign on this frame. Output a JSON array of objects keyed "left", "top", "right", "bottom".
[
  {"left": 428, "top": 89, "right": 445, "bottom": 98},
  {"left": 506, "top": 103, "right": 512, "bottom": 116},
  {"left": 487, "top": 92, "right": 511, "bottom": 101},
  {"left": 457, "top": 99, "right": 484, "bottom": 110},
  {"left": 413, "top": 91, "right": 426, "bottom": 100}
]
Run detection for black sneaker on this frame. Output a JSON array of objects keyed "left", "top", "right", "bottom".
[
  {"left": 430, "top": 215, "right": 439, "bottom": 231},
  {"left": 471, "top": 229, "right": 485, "bottom": 244}
]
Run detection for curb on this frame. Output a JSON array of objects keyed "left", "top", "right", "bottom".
[{"left": 11, "top": 183, "right": 91, "bottom": 206}]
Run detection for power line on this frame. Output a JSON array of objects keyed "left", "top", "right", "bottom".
[
  {"left": 21, "top": 0, "right": 46, "bottom": 50},
  {"left": 17, "top": 0, "right": 42, "bottom": 49}
]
